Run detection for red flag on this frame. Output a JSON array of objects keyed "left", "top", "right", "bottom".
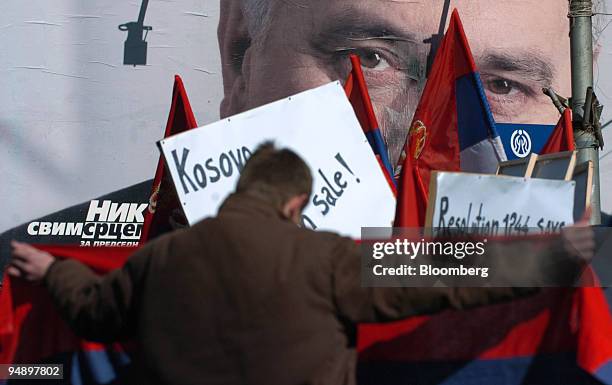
[
  {"left": 575, "top": 284, "right": 612, "bottom": 382},
  {"left": 394, "top": 128, "right": 428, "bottom": 227},
  {"left": 344, "top": 55, "right": 396, "bottom": 193},
  {"left": 140, "top": 75, "right": 198, "bottom": 242},
  {"left": 541, "top": 108, "right": 575, "bottom": 154},
  {"left": 393, "top": 10, "right": 505, "bottom": 227},
  {"left": 0, "top": 245, "right": 134, "bottom": 366},
  {"left": 403, "top": 9, "right": 505, "bottom": 192}
]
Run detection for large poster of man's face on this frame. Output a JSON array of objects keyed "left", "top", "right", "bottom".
[
  {"left": 1, "top": 0, "right": 611, "bottom": 238},
  {"left": 219, "top": 0, "right": 578, "bottom": 165}
]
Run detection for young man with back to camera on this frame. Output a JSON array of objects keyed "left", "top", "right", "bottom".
[{"left": 9, "top": 142, "right": 595, "bottom": 385}]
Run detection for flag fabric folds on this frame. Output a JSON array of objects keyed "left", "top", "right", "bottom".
[
  {"left": 344, "top": 54, "right": 396, "bottom": 191},
  {"left": 394, "top": 9, "right": 505, "bottom": 228},
  {"left": 358, "top": 288, "right": 610, "bottom": 385},
  {"left": 141, "top": 75, "right": 198, "bottom": 241},
  {"left": 394, "top": 130, "right": 429, "bottom": 228},
  {"left": 0, "top": 245, "right": 135, "bottom": 383},
  {"left": 540, "top": 108, "right": 575, "bottom": 154},
  {"left": 574, "top": 284, "right": 612, "bottom": 383}
]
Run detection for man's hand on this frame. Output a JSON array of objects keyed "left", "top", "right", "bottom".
[
  {"left": 8, "top": 241, "right": 55, "bottom": 282},
  {"left": 561, "top": 208, "right": 595, "bottom": 262}
]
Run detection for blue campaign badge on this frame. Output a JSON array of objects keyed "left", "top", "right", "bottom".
[{"left": 497, "top": 123, "right": 555, "bottom": 160}]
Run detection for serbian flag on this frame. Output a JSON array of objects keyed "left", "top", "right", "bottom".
[
  {"left": 541, "top": 108, "right": 575, "bottom": 154},
  {"left": 344, "top": 54, "right": 396, "bottom": 190},
  {"left": 360, "top": 10, "right": 612, "bottom": 385},
  {"left": 396, "top": 9, "right": 505, "bottom": 216},
  {"left": 358, "top": 286, "right": 612, "bottom": 385},
  {"left": 0, "top": 75, "right": 198, "bottom": 384},
  {"left": 394, "top": 9, "right": 505, "bottom": 227}
]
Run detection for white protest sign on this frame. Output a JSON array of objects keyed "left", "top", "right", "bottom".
[
  {"left": 158, "top": 82, "right": 396, "bottom": 238},
  {"left": 425, "top": 172, "right": 575, "bottom": 236}
]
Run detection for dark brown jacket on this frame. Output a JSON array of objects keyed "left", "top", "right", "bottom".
[{"left": 44, "top": 193, "right": 532, "bottom": 385}]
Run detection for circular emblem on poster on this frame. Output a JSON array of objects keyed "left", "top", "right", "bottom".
[{"left": 510, "top": 129, "right": 532, "bottom": 158}]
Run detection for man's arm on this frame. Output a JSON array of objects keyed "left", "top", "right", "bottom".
[
  {"left": 10, "top": 241, "right": 152, "bottom": 342},
  {"left": 330, "top": 239, "right": 536, "bottom": 324},
  {"left": 331, "top": 223, "right": 594, "bottom": 324}
]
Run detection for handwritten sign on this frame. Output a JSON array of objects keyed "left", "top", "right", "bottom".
[
  {"left": 158, "top": 82, "right": 396, "bottom": 238},
  {"left": 425, "top": 172, "right": 575, "bottom": 237}
]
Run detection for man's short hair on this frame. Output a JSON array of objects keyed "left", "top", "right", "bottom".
[
  {"left": 241, "top": 0, "right": 273, "bottom": 40},
  {"left": 236, "top": 142, "right": 313, "bottom": 208}
]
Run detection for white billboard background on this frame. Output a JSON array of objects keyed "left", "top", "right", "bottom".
[
  {"left": 0, "top": 1, "right": 223, "bottom": 232},
  {"left": 1, "top": 1, "right": 612, "bottom": 233}
]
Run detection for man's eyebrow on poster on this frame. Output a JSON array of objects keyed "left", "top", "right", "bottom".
[
  {"left": 305, "top": 9, "right": 428, "bottom": 165},
  {"left": 310, "top": 14, "right": 425, "bottom": 83},
  {"left": 299, "top": 3, "right": 563, "bottom": 162},
  {"left": 316, "top": 11, "right": 558, "bottom": 111},
  {"left": 478, "top": 50, "right": 556, "bottom": 121}
]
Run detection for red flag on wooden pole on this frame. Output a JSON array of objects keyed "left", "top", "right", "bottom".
[{"left": 140, "top": 75, "right": 198, "bottom": 242}]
